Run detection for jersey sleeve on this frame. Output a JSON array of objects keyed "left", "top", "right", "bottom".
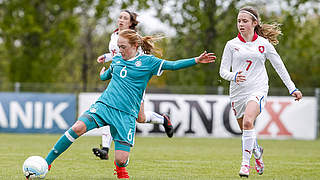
[
  {"left": 162, "top": 58, "right": 197, "bottom": 70},
  {"left": 149, "top": 56, "right": 197, "bottom": 76},
  {"left": 266, "top": 42, "right": 297, "bottom": 94},
  {"left": 219, "top": 42, "right": 237, "bottom": 82},
  {"left": 100, "top": 63, "right": 113, "bottom": 81},
  {"left": 149, "top": 56, "right": 165, "bottom": 76}
]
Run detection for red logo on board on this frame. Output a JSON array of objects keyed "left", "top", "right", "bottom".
[{"left": 258, "top": 46, "right": 265, "bottom": 53}]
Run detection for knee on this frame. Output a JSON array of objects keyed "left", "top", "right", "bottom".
[
  {"left": 243, "top": 120, "right": 253, "bottom": 130},
  {"left": 72, "top": 121, "right": 87, "bottom": 136},
  {"left": 242, "top": 116, "right": 254, "bottom": 130}
]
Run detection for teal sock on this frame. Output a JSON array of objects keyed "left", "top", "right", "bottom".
[{"left": 45, "top": 128, "right": 79, "bottom": 165}]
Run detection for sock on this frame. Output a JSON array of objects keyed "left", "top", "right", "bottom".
[
  {"left": 242, "top": 129, "right": 256, "bottom": 165},
  {"left": 144, "top": 111, "right": 164, "bottom": 124},
  {"left": 45, "top": 128, "right": 79, "bottom": 165},
  {"left": 101, "top": 126, "right": 112, "bottom": 149}
]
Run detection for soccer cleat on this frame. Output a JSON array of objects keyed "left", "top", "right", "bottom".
[
  {"left": 239, "top": 164, "right": 250, "bottom": 178},
  {"left": 253, "top": 146, "right": 264, "bottom": 175},
  {"left": 92, "top": 147, "right": 109, "bottom": 160},
  {"left": 114, "top": 161, "right": 129, "bottom": 179},
  {"left": 162, "top": 114, "right": 173, "bottom": 138},
  {"left": 255, "top": 158, "right": 264, "bottom": 175},
  {"left": 48, "top": 164, "right": 51, "bottom": 171}
]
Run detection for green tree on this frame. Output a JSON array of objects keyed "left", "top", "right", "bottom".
[
  {"left": 143, "top": 0, "right": 320, "bottom": 93},
  {"left": 0, "top": 0, "right": 80, "bottom": 83}
]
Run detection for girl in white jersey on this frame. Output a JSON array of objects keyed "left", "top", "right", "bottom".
[
  {"left": 93, "top": 10, "right": 173, "bottom": 160},
  {"left": 219, "top": 6, "right": 302, "bottom": 178}
]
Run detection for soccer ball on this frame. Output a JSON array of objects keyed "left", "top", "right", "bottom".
[{"left": 22, "top": 156, "right": 48, "bottom": 179}]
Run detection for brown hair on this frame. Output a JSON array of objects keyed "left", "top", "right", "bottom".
[
  {"left": 240, "top": 6, "right": 282, "bottom": 45},
  {"left": 119, "top": 29, "right": 163, "bottom": 56},
  {"left": 123, "top": 10, "right": 139, "bottom": 30}
]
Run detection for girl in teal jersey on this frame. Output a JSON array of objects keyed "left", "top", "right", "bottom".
[
  {"left": 93, "top": 10, "right": 174, "bottom": 161},
  {"left": 45, "top": 29, "right": 215, "bottom": 179}
]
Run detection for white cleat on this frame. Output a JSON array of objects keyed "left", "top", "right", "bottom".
[
  {"left": 239, "top": 164, "right": 250, "bottom": 178},
  {"left": 253, "top": 146, "right": 264, "bottom": 175}
]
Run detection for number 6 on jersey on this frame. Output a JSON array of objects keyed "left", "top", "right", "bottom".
[{"left": 120, "top": 66, "right": 127, "bottom": 78}]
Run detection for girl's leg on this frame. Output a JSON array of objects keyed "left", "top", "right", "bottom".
[
  {"left": 137, "top": 102, "right": 173, "bottom": 137},
  {"left": 239, "top": 101, "right": 260, "bottom": 177},
  {"left": 46, "top": 114, "right": 98, "bottom": 166}
]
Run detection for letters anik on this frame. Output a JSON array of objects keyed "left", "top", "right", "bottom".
[{"left": 0, "top": 93, "right": 76, "bottom": 134}]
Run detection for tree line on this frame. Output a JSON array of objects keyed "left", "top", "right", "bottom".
[{"left": 0, "top": 0, "right": 319, "bottom": 93}]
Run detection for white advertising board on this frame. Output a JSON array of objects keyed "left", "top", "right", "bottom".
[{"left": 78, "top": 93, "right": 317, "bottom": 140}]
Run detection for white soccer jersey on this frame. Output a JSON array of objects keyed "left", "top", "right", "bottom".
[
  {"left": 103, "top": 29, "right": 120, "bottom": 62},
  {"left": 219, "top": 33, "right": 297, "bottom": 99}
]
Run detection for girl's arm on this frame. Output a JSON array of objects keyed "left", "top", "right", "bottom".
[
  {"left": 266, "top": 42, "right": 297, "bottom": 94},
  {"left": 162, "top": 51, "right": 215, "bottom": 70},
  {"left": 100, "top": 66, "right": 113, "bottom": 81},
  {"left": 219, "top": 42, "right": 238, "bottom": 82}
]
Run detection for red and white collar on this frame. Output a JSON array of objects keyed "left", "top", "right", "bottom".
[
  {"left": 114, "top": 28, "right": 119, "bottom": 34},
  {"left": 237, "top": 32, "right": 258, "bottom": 43}
]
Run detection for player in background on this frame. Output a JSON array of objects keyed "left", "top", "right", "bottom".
[
  {"left": 45, "top": 29, "right": 216, "bottom": 179},
  {"left": 93, "top": 10, "right": 173, "bottom": 160},
  {"left": 219, "top": 6, "right": 302, "bottom": 178}
]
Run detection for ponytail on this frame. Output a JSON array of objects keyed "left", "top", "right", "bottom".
[
  {"left": 255, "top": 23, "right": 282, "bottom": 45},
  {"left": 140, "top": 35, "right": 163, "bottom": 56},
  {"left": 119, "top": 29, "right": 163, "bottom": 56}
]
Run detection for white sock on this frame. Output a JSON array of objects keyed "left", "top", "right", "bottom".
[
  {"left": 253, "top": 139, "right": 261, "bottom": 159},
  {"left": 144, "top": 111, "right": 164, "bottom": 124},
  {"left": 242, "top": 129, "right": 256, "bottom": 165},
  {"left": 101, "top": 126, "right": 112, "bottom": 149}
]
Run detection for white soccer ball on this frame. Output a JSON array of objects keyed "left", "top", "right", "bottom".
[{"left": 22, "top": 156, "right": 48, "bottom": 179}]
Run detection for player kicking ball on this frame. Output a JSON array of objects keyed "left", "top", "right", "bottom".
[
  {"left": 93, "top": 10, "right": 174, "bottom": 160},
  {"left": 44, "top": 29, "right": 215, "bottom": 179}
]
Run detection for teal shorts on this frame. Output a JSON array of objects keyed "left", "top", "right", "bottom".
[{"left": 79, "top": 101, "right": 136, "bottom": 152}]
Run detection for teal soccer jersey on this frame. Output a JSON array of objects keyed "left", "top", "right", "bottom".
[
  {"left": 99, "top": 53, "right": 163, "bottom": 117},
  {"left": 98, "top": 53, "right": 196, "bottom": 118}
]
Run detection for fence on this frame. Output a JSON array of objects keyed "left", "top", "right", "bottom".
[{"left": 0, "top": 82, "right": 319, "bottom": 138}]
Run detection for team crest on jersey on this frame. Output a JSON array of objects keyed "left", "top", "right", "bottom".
[
  {"left": 258, "top": 46, "right": 265, "bottom": 53},
  {"left": 135, "top": 60, "right": 142, "bottom": 67},
  {"left": 89, "top": 107, "right": 96, "bottom": 113}
]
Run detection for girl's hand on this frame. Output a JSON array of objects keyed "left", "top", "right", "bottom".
[
  {"left": 292, "top": 90, "right": 302, "bottom": 101},
  {"left": 97, "top": 54, "right": 106, "bottom": 63},
  {"left": 236, "top": 71, "right": 246, "bottom": 83},
  {"left": 195, "top": 51, "right": 216, "bottom": 64}
]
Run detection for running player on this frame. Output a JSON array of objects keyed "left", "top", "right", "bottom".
[
  {"left": 93, "top": 10, "right": 173, "bottom": 160},
  {"left": 45, "top": 29, "right": 216, "bottom": 179},
  {"left": 219, "top": 6, "right": 302, "bottom": 178}
]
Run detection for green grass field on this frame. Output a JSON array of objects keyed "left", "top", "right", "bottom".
[{"left": 1, "top": 133, "right": 320, "bottom": 180}]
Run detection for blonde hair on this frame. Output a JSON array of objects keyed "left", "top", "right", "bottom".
[
  {"left": 119, "top": 29, "right": 163, "bottom": 56},
  {"left": 240, "top": 6, "right": 282, "bottom": 45}
]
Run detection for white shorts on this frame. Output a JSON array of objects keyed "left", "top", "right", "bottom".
[{"left": 230, "top": 91, "right": 267, "bottom": 119}]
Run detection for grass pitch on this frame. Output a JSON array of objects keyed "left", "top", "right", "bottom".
[{"left": 1, "top": 133, "right": 320, "bottom": 179}]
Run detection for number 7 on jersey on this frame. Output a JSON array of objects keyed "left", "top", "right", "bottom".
[{"left": 245, "top": 60, "right": 252, "bottom": 71}]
